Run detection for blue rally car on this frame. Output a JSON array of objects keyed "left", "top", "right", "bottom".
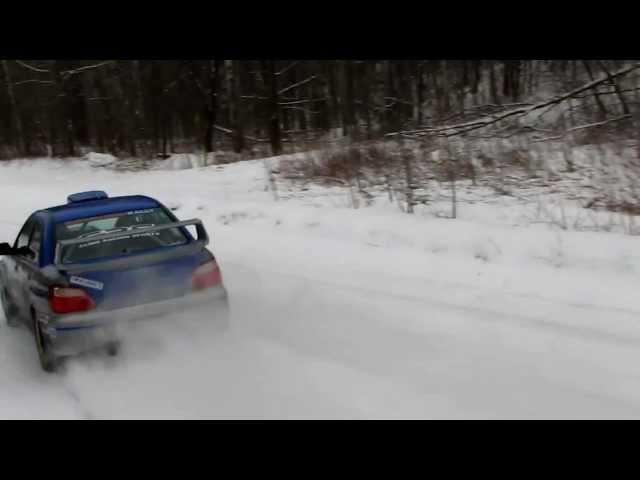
[{"left": 0, "top": 191, "right": 229, "bottom": 372}]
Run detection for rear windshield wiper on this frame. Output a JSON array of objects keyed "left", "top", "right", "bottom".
[
  {"left": 78, "top": 227, "right": 128, "bottom": 239},
  {"left": 76, "top": 225, "right": 159, "bottom": 240},
  {"left": 128, "top": 224, "right": 156, "bottom": 230}
]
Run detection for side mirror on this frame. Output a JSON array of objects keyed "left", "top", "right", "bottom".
[{"left": 0, "top": 243, "right": 31, "bottom": 256}]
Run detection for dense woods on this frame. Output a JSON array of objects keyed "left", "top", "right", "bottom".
[{"left": 2, "top": 60, "right": 639, "bottom": 160}]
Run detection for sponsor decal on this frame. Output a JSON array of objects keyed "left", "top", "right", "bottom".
[
  {"left": 76, "top": 231, "right": 160, "bottom": 249},
  {"left": 69, "top": 275, "right": 104, "bottom": 291},
  {"left": 126, "top": 209, "right": 154, "bottom": 215}
]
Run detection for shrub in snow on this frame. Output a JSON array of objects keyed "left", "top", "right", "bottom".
[
  {"left": 152, "top": 153, "right": 201, "bottom": 171},
  {"left": 547, "top": 233, "right": 566, "bottom": 268}
]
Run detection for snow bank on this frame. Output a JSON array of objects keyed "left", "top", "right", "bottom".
[{"left": 84, "top": 152, "right": 117, "bottom": 167}]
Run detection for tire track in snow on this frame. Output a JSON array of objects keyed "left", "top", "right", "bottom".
[
  {"left": 60, "top": 379, "right": 95, "bottom": 420},
  {"left": 0, "top": 322, "right": 89, "bottom": 419},
  {"left": 226, "top": 260, "right": 640, "bottom": 349},
  {"left": 224, "top": 263, "right": 640, "bottom": 418}
]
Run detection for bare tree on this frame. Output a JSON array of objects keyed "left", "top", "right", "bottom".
[
  {"left": 263, "top": 60, "right": 282, "bottom": 156},
  {"left": 1, "top": 60, "right": 25, "bottom": 154}
]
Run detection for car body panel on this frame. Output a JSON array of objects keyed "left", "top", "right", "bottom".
[
  {"left": 42, "top": 286, "right": 229, "bottom": 356},
  {"left": 0, "top": 192, "right": 228, "bottom": 357}
]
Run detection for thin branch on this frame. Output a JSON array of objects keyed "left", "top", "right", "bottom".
[
  {"left": 531, "top": 114, "right": 631, "bottom": 143},
  {"left": 278, "top": 97, "right": 327, "bottom": 106},
  {"left": 13, "top": 79, "right": 54, "bottom": 86},
  {"left": 567, "top": 113, "right": 631, "bottom": 133},
  {"left": 213, "top": 125, "right": 233, "bottom": 134},
  {"left": 214, "top": 125, "right": 267, "bottom": 143},
  {"left": 162, "top": 70, "right": 191, "bottom": 94},
  {"left": 281, "top": 106, "right": 320, "bottom": 114},
  {"left": 383, "top": 96, "right": 414, "bottom": 106},
  {"left": 60, "top": 61, "right": 114, "bottom": 76},
  {"left": 465, "top": 125, "right": 555, "bottom": 140},
  {"left": 479, "top": 103, "right": 534, "bottom": 109},
  {"left": 387, "top": 62, "right": 640, "bottom": 138},
  {"left": 436, "top": 103, "right": 535, "bottom": 125},
  {"left": 275, "top": 61, "right": 300, "bottom": 77},
  {"left": 278, "top": 75, "right": 316, "bottom": 96},
  {"left": 241, "top": 95, "right": 268, "bottom": 101},
  {"left": 569, "top": 87, "right": 640, "bottom": 99},
  {"left": 15, "top": 60, "right": 49, "bottom": 73}
]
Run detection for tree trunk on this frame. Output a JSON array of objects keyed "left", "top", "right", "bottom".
[
  {"left": 503, "top": 61, "right": 511, "bottom": 99},
  {"left": 230, "top": 60, "right": 245, "bottom": 153},
  {"left": 385, "top": 61, "right": 396, "bottom": 131},
  {"left": 150, "top": 61, "right": 161, "bottom": 155},
  {"left": 341, "top": 60, "right": 356, "bottom": 138},
  {"left": 472, "top": 60, "right": 482, "bottom": 96},
  {"left": 203, "top": 59, "right": 221, "bottom": 153},
  {"left": 527, "top": 60, "right": 535, "bottom": 95},
  {"left": 264, "top": 61, "right": 282, "bottom": 156},
  {"left": 319, "top": 64, "right": 332, "bottom": 132},
  {"left": 489, "top": 61, "right": 500, "bottom": 105},
  {"left": 402, "top": 147, "right": 415, "bottom": 214},
  {"left": 53, "top": 61, "right": 76, "bottom": 157},
  {"left": 446, "top": 138, "right": 457, "bottom": 219},
  {"left": 131, "top": 60, "right": 147, "bottom": 157},
  {"left": 417, "top": 62, "right": 425, "bottom": 126},
  {"left": 68, "top": 69, "right": 89, "bottom": 149},
  {"left": 440, "top": 60, "right": 450, "bottom": 115},
  {"left": 358, "top": 61, "right": 372, "bottom": 139},
  {"left": 95, "top": 71, "right": 114, "bottom": 155},
  {"left": 582, "top": 61, "right": 608, "bottom": 120},
  {"left": 328, "top": 61, "right": 340, "bottom": 133},
  {"left": 1, "top": 60, "right": 25, "bottom": 155}
]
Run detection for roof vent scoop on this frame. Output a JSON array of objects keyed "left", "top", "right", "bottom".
[{"left": 67, "top": 191, "right": 109, "bottom": 204}]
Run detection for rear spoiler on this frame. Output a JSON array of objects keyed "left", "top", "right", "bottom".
[{"left": 54, "top": 219, "right": 210, "bottom": 273}]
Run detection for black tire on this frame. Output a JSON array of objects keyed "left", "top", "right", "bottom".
[
  {"left": 1, "top": 287, "right": 20, "bottom": 327},
  {"left": 33, "top": 315, "right": 59, "bottom": 373},
  {"left": 105, "top": 341, "right": 120, "bottom": 357}
]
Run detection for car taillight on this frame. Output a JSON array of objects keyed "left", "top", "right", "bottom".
[
  {"left": 192, "top": 260, "right": 222, "bottom": 291},
  {"left": 49, "top": 286, "right": 96, "bottom": 314}
]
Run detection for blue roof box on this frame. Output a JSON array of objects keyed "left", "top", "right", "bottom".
[{"left": 67, "top": 191, "right": 109, "bottom": 204}]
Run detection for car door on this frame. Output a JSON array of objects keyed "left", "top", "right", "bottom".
[
  {"left": 22, "top": 218, "right": 48, "bottom": 320},
  {"left": 10, "top": 217, "right": 37, "bottom": 321}
]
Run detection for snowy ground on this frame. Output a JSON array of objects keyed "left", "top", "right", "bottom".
[{"left": 1, "top": 156, "right": 640, "bottom": 419}]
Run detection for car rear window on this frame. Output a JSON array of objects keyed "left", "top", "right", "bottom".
[{"left": 56, "top": 208, "right": 188, "bottom": 264}]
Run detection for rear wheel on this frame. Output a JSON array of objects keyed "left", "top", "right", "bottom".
[
  {"left": 1, "top": 287, "right": 20, "bottom": 327},
  {"left": 33, "top": 315, "right": 59, "bottom": 373},
  {"left": 105, "top": 341, "right": 120, "bottom": 357}
]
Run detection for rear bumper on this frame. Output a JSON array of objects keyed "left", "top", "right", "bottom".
[{"left": 40, "top": 285, "right": 229, "bottom": 356}]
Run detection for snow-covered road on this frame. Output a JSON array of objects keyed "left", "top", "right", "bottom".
[{"left": 1, "top": 157, "right": 640, "bottom": 419}]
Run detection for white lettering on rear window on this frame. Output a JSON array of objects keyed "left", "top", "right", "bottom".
[{"left": 126, "top": 209, "right": 154, "bottom": 215}]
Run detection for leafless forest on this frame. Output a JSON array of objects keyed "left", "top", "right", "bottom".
[{"left": 2, "top": 60, "right": 640, "bottom": 218}]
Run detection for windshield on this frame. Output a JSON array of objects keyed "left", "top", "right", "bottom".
[{"left": 56, "top": 208, "right": 188, "bottom": 264}]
